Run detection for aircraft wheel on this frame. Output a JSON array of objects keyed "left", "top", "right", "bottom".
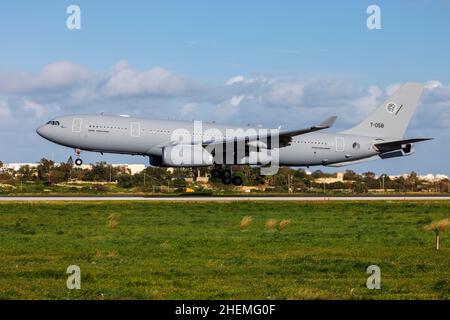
[
  {"left": 222, "top": 169, "right": 232, "bottom": 179},
  {"left": 222, "top": 177, "right": 232, "bottom": 185},
  {"left": 75, "top": 158, "right": 83, "bottom": 166},
  {"left": 232, "top": 176, "right": 243, "bottom": 186},
  {"left": 211, "top": 168, "right": 222, "bottom": 179}
]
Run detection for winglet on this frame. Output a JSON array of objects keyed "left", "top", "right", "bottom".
[{"left": 316, "top": 116, "right": 337, "bottom": 129}]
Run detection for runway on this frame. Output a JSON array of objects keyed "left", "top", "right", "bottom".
[{"left": 1, "top": 196, "right": 450, "bottom": 201}]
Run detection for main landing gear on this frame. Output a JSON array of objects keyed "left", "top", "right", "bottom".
[
  {"left": 74, "top": 149, "right": 83, "bottom": 166},
  {"left": 210, "top": 166, "right": 243, "bottom": 186}
]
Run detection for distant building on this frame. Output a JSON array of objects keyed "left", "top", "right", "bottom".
[
  {"left": 314, "top": 172, "right": 344, "bottom": 184},
  {"left": 0, "top": 162, "right": 146, "bottom": 175},
  {"left": 196, "top": 176, "right": 209, "bottom": 184},
  {"left": 419, "top": 174, "right": 449, "bottom": 182},
  {"left": 111, "top": 164, "right": 146, "bottom": 175},
  {"left": 388, "top": 174, "right": 409, "bottom": 180},
  {"left": 4, "top": 163, "right": 39, "bottom": 171},
  {"left": 387, "top": 173, "right": 449, "bottom": 182}
]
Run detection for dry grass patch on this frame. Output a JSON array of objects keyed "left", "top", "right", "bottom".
[
  {"left": 289, "top": 287, "right": 333, "bottom": 300},
  {"left": 95, "top": 250, "right": 118, "bottom": 258},
  {"left": 279, "top": 219, "right": 292, "bottom": 231},
  {"left": 106, "top": 213, "right": 120, "bottom": 229},
  {"left": 424, "top": 218, "right": 450, "bottom": 232},
  {"left": 240, "top": 216, "right": 253, "bottom": 230},
  {"left": 265, "top": 219, "right": 279, "bottom": 231}
]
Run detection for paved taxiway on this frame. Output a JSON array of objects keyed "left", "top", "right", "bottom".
[{"left": 1, "top": 196, "right": 450, "bottom": 201}]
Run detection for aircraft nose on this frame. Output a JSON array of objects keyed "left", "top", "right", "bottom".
[{"left": 36, "top": 125, "right": 47, "bottom": 138}]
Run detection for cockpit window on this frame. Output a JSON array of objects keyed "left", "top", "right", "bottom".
[{"left": 46, "top": 121, "right": 60, "bottom": 126}]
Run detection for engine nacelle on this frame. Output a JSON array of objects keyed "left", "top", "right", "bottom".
[
  {"left": 149, "top": 156, "right": 163, "bottom": 166},
  {"left": 162, "top": 145, "right": 213, "bottom": 167}
]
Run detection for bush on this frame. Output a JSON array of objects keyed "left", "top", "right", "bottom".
[
  {"left": 92, "top": 184, "right": 109, "bottom": 192},
  {"left": 117, "top": 175, "right": 134, "bottom": 188}
]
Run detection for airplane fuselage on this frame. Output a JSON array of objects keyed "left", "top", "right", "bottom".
[{"left": 37, "top": 114, "right": 382, "bottom": 167}]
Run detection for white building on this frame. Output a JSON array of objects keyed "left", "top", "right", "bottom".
[
  {"left": 4, "top": 163, "right": 39, "bottom": 171},
  {"left": 419, "top": 174, "right": 449, "bottom": 182},
  {"left": 0, "top": 162, "right": 146, "bottom": 175},
  {"left": 111, "top": 164, "right": 146, "bottom": 175}
]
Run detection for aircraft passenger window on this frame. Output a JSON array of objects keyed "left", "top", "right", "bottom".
[{"left": 352, "top": 142, "right": 360, "bottom": 150}]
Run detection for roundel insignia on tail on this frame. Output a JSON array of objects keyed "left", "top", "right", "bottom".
[{"left": 386, "top": 102, "right": 398, "bottom": 114}]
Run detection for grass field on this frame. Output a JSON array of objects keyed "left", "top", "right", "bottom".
[{"left": 0, "top": 201, "right": 449, "bottom": 300}]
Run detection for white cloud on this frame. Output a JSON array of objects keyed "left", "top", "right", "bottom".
[
  {"left": 350, "top": 85, "right": 383, "bottom": 117},
  {"left": 0, "top": 60, "right": 449, "bottom": 146},
  {"left": 0, "top": 61, "right": 90, "bottom": 93},
  {"left": 225, "top": 75, "right": 272, "bottom": 86},
  {"left": 101, "top": 60, "right": 202, "bottom": 98},
  {"left": 0, "top": 99, "right": 11, "bottom": 119},
  {"left": 180, "top": 103, "right": 197, "bottom": 118},
  {"left": 22, "top": 99, "right": 46, "bottom": 118},
  {"left": 230, "top": 95, "right": 245, "bottom": 106},
  {"left": 385, "top": 83, "right": 402, "bottom": 96},
  {"left": 265, "top": 81, "right": 305, "bottom": 107},
  {"left": 425, "top": 80, "right": 442, "bottom": 90},
  {"left": 226, "top": 75, "right": 245, "bottom": 85}
]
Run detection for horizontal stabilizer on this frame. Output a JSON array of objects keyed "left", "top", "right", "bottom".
[{"left": 374, "top": 137, "right": 432, "bottom": 152}]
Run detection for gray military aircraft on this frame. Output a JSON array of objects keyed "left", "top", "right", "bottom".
[{"left": 36, "top": 82, "right": 431, "bottom": 185}]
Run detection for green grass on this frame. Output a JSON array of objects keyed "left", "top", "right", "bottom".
[{"left": 0, "top": 201, "right": 449, "bottom": 300}]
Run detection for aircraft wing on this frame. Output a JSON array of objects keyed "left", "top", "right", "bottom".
[
  {"left": 374, "top": 138, "right": 432, "bottom": 152},
  {"left": 202, "top": 116, "right": 337, "bottom": 149}
]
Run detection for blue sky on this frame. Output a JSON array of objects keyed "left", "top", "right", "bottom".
[{"left": 0, "top": 1, "right": 449, "bottom": 175}]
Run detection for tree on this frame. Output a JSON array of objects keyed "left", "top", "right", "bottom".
[
  {"left": 17, "top": 165, "right": 37, "bottom": 182},
  {"left": 290, "top": 169, "right": 309, "bottom": 191},
  {"left": 294, "top": 169, "right": 308, "bottom": 179},
  {"left": 311, "top": 170, "right": 325, "bottom": 178},
  {"left": 362, "top": 171, "right": 378, "bottom": 189},
  {"left": 117, "top": 174, "right": 134, "bottom": 188},
  {"left": 405, "top": 171, "right": 419, "bottom": 192},
  {"left": 37, "top": 158, "right": 55, "bottom": 184},
  {"left": 352, "top": 181, "right": 368, "bottom": 194},
  {"left": 424, "top": 219, "right": 450, "bottom": 250},
  {"left": 343, "top": 170, "right": 360, "bottom": 181}
]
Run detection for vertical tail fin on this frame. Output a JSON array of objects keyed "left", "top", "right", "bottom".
[{"left": 341, "top": 83, "right": 424, "bottom": 139}]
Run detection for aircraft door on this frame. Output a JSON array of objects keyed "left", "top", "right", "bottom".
[
  {"left": 335, "top": 136, "right": 345, "bottom": 152},
  {"left": 72, "top": 118, "right": 82, "bottom": 133},
  {"left": 131, "top": 122, "right": 141, "bottom": 137}
]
